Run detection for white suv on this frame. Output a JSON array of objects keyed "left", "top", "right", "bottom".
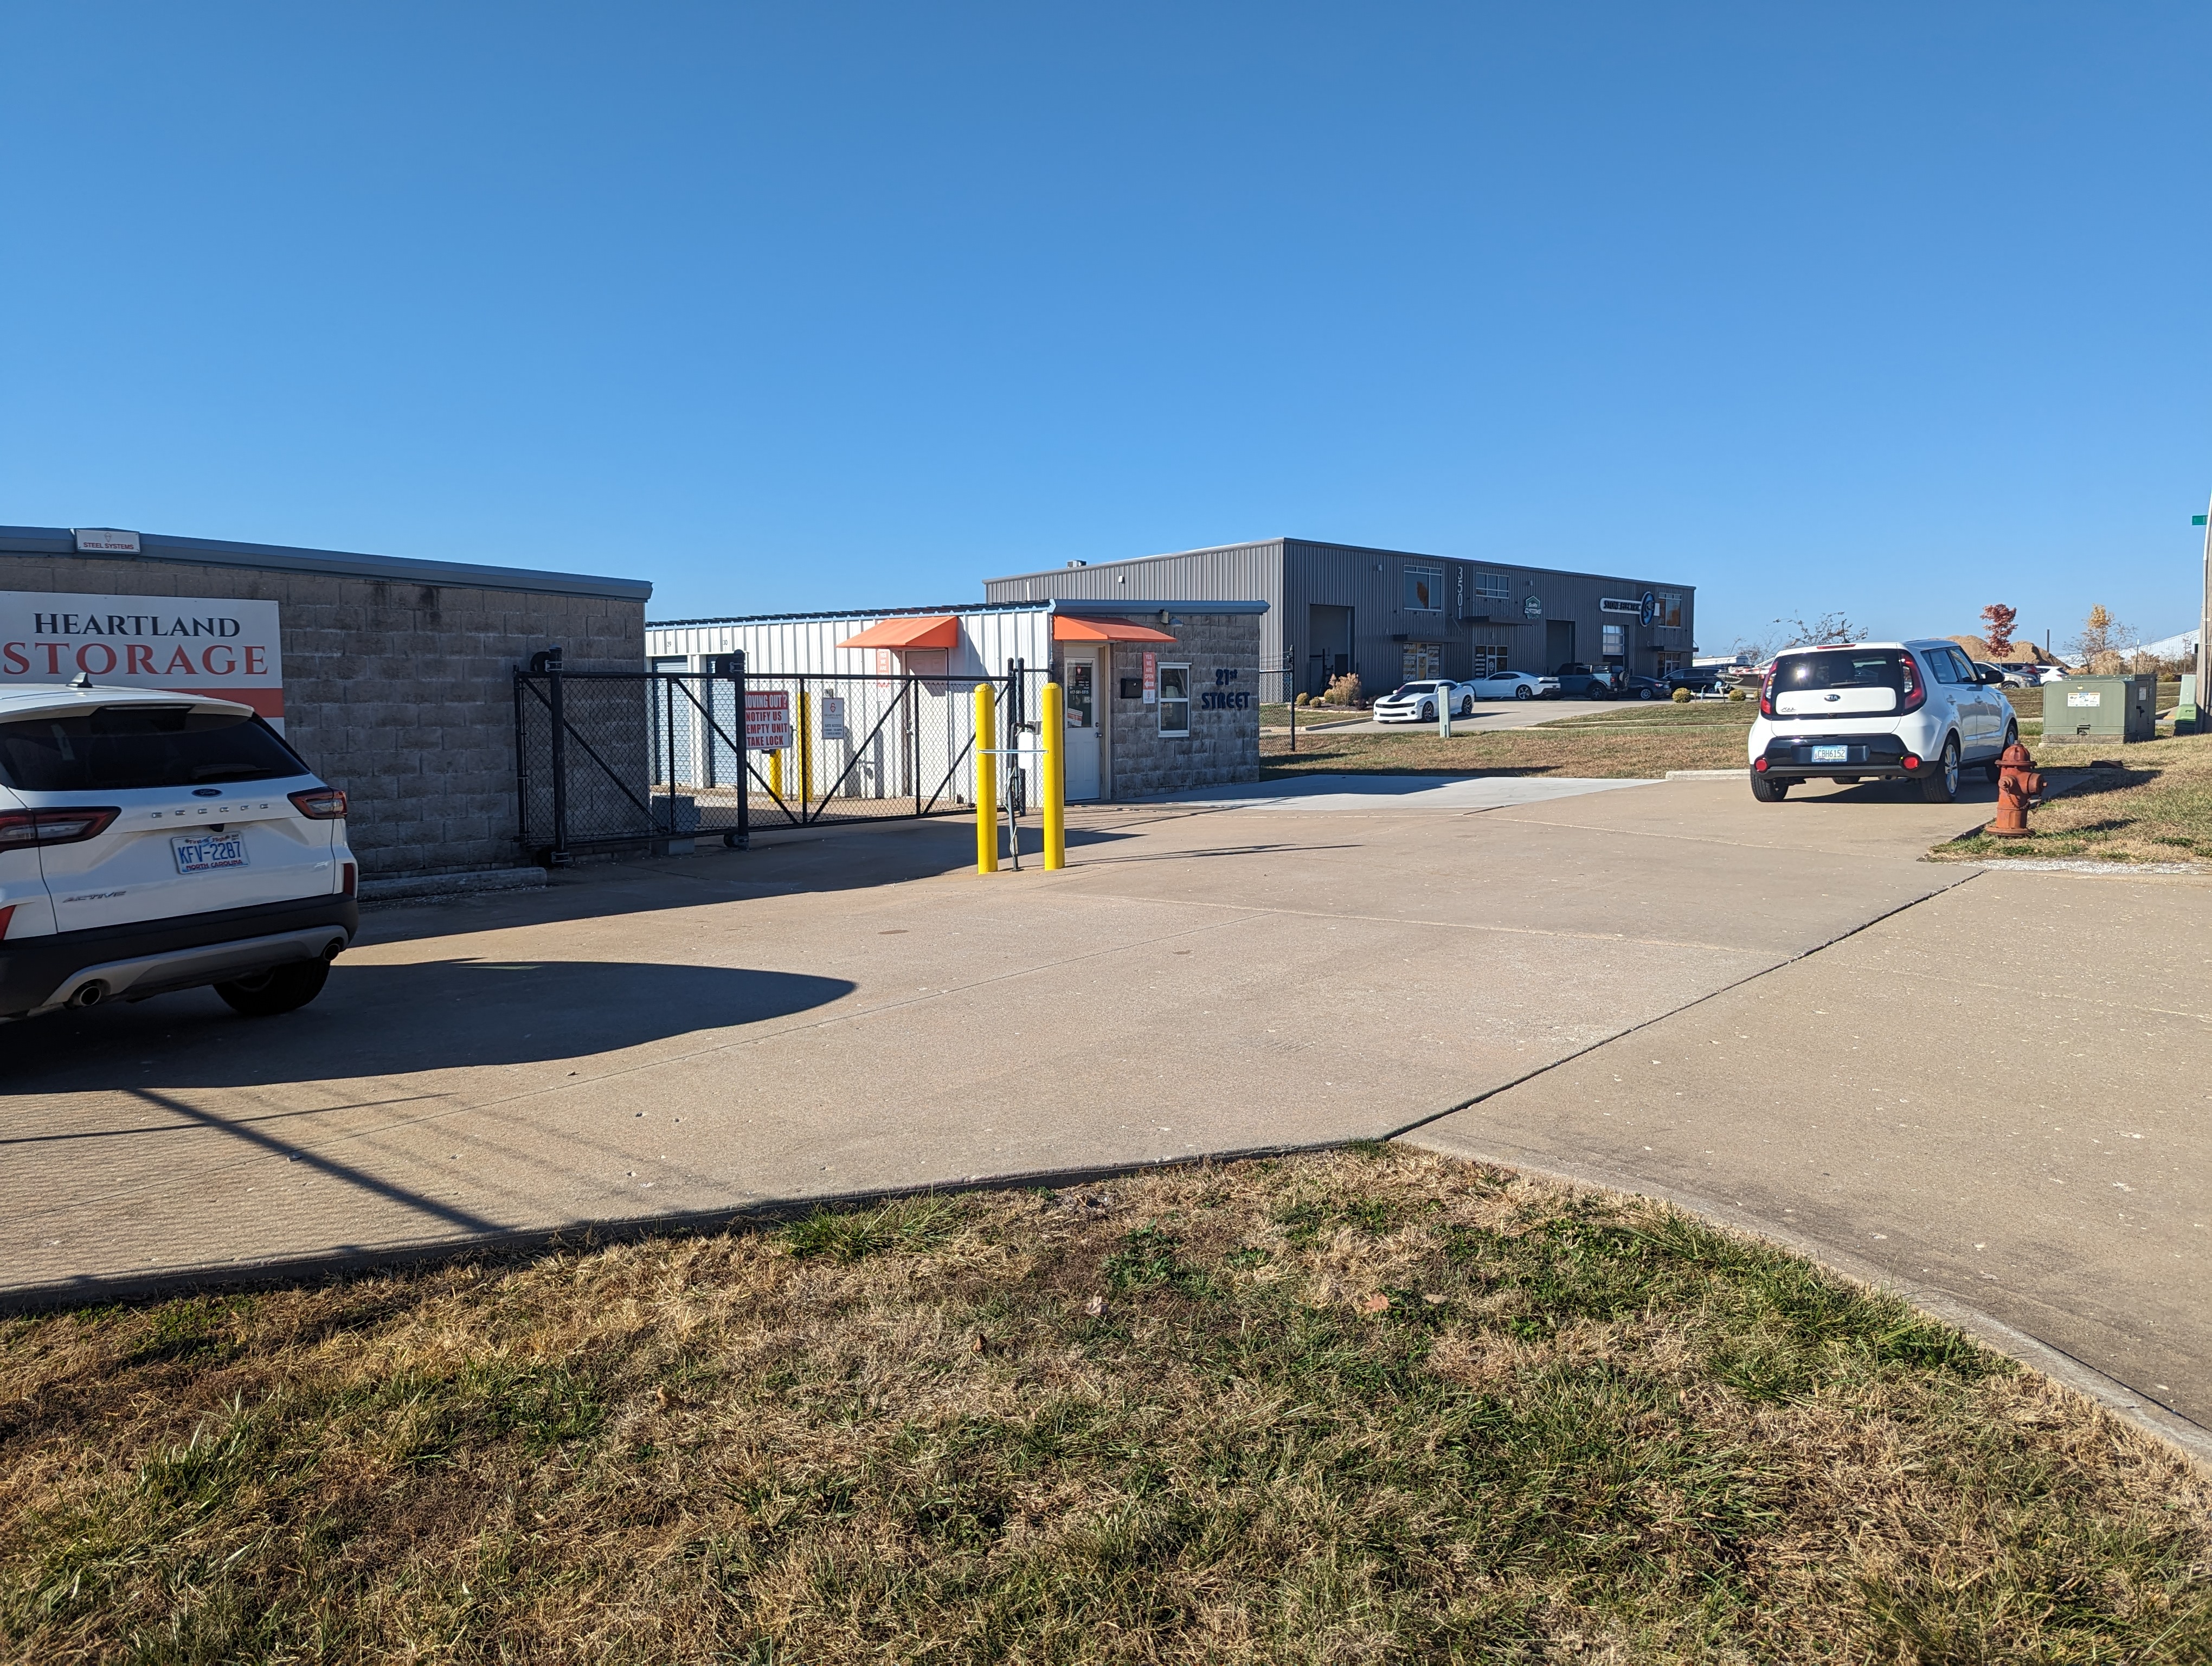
[
  {"left": 1747, "top": 640, "right": 2018, "bottom": 803},
  {"left": 0, "top": 682, "right": 358, "bottom": 1022}
]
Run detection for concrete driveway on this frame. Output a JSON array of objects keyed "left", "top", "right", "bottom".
[{"left": 5, "top": 772, "right": 2204, "bottom": 1452}]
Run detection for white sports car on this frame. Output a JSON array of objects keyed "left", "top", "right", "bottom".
[
  {"left": 1467, "top": 670, "right": 1559, "bottom": 702},
  {"left": 1373, "top": 680, "right": 1471, "bottom": 722}
]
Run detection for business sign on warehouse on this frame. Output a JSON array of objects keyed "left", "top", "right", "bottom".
[{"left": 0, "top": 593, "right": 286, "bottom": 728}]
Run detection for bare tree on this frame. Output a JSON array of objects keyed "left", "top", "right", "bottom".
[
  {"left": 2071, "top": 605, "right": 2133, "bottom": 672},
  {"left": 1773, "top": 611, "right": 1864, "bottom": 649}
]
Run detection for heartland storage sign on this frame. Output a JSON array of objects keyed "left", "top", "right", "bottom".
[{"left": 1, "top": 593, "right": 285, "bottom": 728}]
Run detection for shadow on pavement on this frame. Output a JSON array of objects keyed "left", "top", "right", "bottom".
[{"left": 3, "top": 960, "right": 856, "bottom": 1092}]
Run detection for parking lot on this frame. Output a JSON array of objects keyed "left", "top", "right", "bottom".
[{"left": 5, "top": 773, "right": 2207, "bottom": 1449}]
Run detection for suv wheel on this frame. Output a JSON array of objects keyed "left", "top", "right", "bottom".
[
  {"left": 215, "top": 958, "right": 331, "bottom": 1017},
  {"left": 1750, "top": 769, "right": 1789, "bottom": 802},
  {"left": 1920, "top": 737, "right": 1961, "bottom": 804}
]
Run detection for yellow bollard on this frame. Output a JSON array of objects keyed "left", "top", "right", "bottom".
[
  {"left": 974, "top": 682, "right": 998, "bottom": 873},
  {"left": 768, "top": 747, "right": 783, "bottom": 799},
  {"left": 1041, "top": 680, "right": 1065, "bottom": 870},
  {"left": 797, "top": 690, "right": 813, "bottom": 806}
]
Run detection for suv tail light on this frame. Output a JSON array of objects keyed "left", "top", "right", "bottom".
[
  {"left": 1757, "top": 663, "right": 1777, "bottom": 717},
  {"left": 1898, "top": 653, "right": 1927, "bottom": 714},
  {"left": 0, "top": 905, "right": 14, "bottom": 941},
  {"left": 341, "top": 861, "right": 357, "bottom": 896},
  {"left": 288, "top": 787, "right": 349, "bottom": 820},
  {"left": 0, "top": 808, "right": 121, "bottom": 848}
]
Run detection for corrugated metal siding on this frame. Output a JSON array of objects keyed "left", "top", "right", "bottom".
[
  {"left": 983, "top": 542, "right": 1288, "bottom": 667},
  {"left": 1281, "top": 539, "right": 1694, "bottom": 691},
  {"left": 645, "top": 608, "right": 1055, "bottom": 680}
]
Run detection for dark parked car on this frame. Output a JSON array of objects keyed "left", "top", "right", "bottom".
[
  {"left": 1619, "top": 675, "right": 1670, "bottom": 701},
  {"left": 1552, "top": 663, "right": 1617, "bottom": 700}
]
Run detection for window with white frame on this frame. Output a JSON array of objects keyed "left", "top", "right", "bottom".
[
  {"left": 1157, "top": 664, "right": 1191, "bottom": 735},
  {"left": 1404, "top": 567, "right": 1443, "bottom": 612},
  {"left": 1600, "top": 624, "right": 1625, "bottom": 657},
  {"left": 1473, "top": 571, "right": 1510, "bottom": 603}
]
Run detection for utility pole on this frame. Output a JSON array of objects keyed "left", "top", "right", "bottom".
[{"left": 2197, "top": 495, "right": 2211, "bottom": 726}]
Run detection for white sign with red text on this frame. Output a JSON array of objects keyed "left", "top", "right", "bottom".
[{"left": 1, "top": 593, "right": 286, "bottom": 729}]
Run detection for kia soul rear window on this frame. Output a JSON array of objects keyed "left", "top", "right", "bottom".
[
  {"left": 0, "top": 706, "right": 309, "bottom": 792},
  {"left": 1772, "top": 651, "right": 1907, "bottom": 694}
]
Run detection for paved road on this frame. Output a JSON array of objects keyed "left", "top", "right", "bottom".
[{"left": 5, "top": 772, "right": 2203, "bottom": 1451}]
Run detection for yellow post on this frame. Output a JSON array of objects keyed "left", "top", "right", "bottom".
[
  {"left": 797, "top": 690, "right": 813, "bottom": 805},
  {"left": 1041, "top": 680, "right": 1065, "bottom": 870},
  {"left": 768, "top": 748, "right": 783, "bottom": 799},
  {"left": 974, "top": 681, "right": 998, "bottom": 873}
]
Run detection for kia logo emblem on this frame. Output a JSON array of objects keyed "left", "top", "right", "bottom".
[
  {"left": 193, "top": 787, "right": 222, "bottom": 796},
  {"left": 1823, "top": 693, "right": 1840, "bottom": 702}
]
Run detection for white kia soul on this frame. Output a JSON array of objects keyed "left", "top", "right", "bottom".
[
  {"left": 1747, "top": 640, "right": 2018, "bottom": 804},
  {"left": 0, "top": 681, "right": 358, "bottom": 1023}
]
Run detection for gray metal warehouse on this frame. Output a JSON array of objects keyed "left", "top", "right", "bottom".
[{"left": 986, "top": 536, "right": 1696, "bottom": 697}]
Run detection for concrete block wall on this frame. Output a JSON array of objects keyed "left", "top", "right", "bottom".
[
  {"left": 1104, "top": 613, "right": 1262, "bottom": 798},
  {"left": 5, "top": 553, "right": 644, "bottom": 877}
]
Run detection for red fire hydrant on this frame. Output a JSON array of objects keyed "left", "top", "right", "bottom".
[{"left": 1989, "top": 742, "right": 2043, "bottom": 837}]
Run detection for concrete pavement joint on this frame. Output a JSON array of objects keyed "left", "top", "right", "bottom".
[
  {"left": 1065, "top": 888, "right": 1769, "bottom": 957},
  {"left": 1379, "top": 871, "right": 1987, "bottom": 1145}
]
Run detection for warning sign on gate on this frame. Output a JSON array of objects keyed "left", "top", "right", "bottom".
[
  {"left": 745, "top": 689, "right": 792, "bottom": 752},
  {"left": 819, "top": 693, "right": 847, "bottom": 739}
]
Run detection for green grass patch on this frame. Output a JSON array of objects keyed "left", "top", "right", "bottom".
[{"left": 2, "top": 1152, "right": 2205, "bottom": 1663}]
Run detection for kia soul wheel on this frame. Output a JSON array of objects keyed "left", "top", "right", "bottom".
[{"left": 1920, "top": 738, "right": 1961, "bottom": 804}]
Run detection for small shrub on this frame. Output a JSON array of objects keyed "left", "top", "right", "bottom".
[
  {"left": 1294, "top": 692, "right": 1313, "bottom": 707},
  {"left": 1671, "top": 687, "right": 1692, "bottom": 703},
  {"left": 1727, "top": 687, "right": 1747, "bottom": 702},
  {"left": 1323, "top": 672, "right": 1364, "bottom": 708}
]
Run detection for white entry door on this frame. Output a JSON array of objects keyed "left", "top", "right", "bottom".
[{"left": 1062, "top": 654, "right": 1101, "bottom": 800}]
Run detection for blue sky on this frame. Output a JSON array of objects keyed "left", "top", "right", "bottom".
[{"left": 4, "top": 4, "right": 2207, "bottom": 652}]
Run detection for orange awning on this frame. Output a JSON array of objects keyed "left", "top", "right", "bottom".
[
  {"left": 835, "top": 615, "right": 960, "bottom": 650},
  {"left": 1053, "top": 616, "right": 1179, "bottom": 643}
]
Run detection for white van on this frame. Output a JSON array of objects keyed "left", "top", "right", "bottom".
[{"left": 0, "top": 682, "right": 357, "bottom": 1022}]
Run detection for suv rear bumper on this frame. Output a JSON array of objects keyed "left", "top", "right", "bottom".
[
  {"left": 1756, "top": 733, "right": 1927, "bottom": 779},
  {"left": 0, "top": 894, "right": 358, "bottom": 1020}
]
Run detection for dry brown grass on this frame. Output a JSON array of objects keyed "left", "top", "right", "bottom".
[
  {"left": 1263, "top": 706, "right": 1755, "bottom": 780},
  {"left": 1939, "top": 734, "right": 2212, "bottom": 867},
  {"left": 2, "top": 1150, "right": 2206, "bottom": 1664}
]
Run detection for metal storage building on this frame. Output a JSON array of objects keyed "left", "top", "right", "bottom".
[
  {"left": 985, "top": 536, "right": 1696, "bottom": 698},
  {"left": 646, "top": 598, "right": 1265, "bottom": 805}
]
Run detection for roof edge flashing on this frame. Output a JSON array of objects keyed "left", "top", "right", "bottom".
[{"left": 0, "top": 526, "right": 651, "bottom": 603}]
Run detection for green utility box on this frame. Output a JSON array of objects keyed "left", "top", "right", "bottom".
[
  {"left": 2176, "top": 673, "right": 2199, "bottom": 736},
  {"left": 2043, "top": 674, "right": 2158, "bottom": 745}
]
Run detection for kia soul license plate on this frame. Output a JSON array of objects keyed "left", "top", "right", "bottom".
[
  {"left": 173, "top": 834, "right": 249, "bottom": 874},
  {"left": 1810, "top": 745, "right": 1849, "bottom": 764}
]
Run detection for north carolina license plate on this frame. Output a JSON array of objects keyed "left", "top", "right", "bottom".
[
  {"left": 1810, "top": 745, "right": 1849, "bottom": 764},
  {"left": 173, "top": 834, "right": 248, "bottom": 873}
]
